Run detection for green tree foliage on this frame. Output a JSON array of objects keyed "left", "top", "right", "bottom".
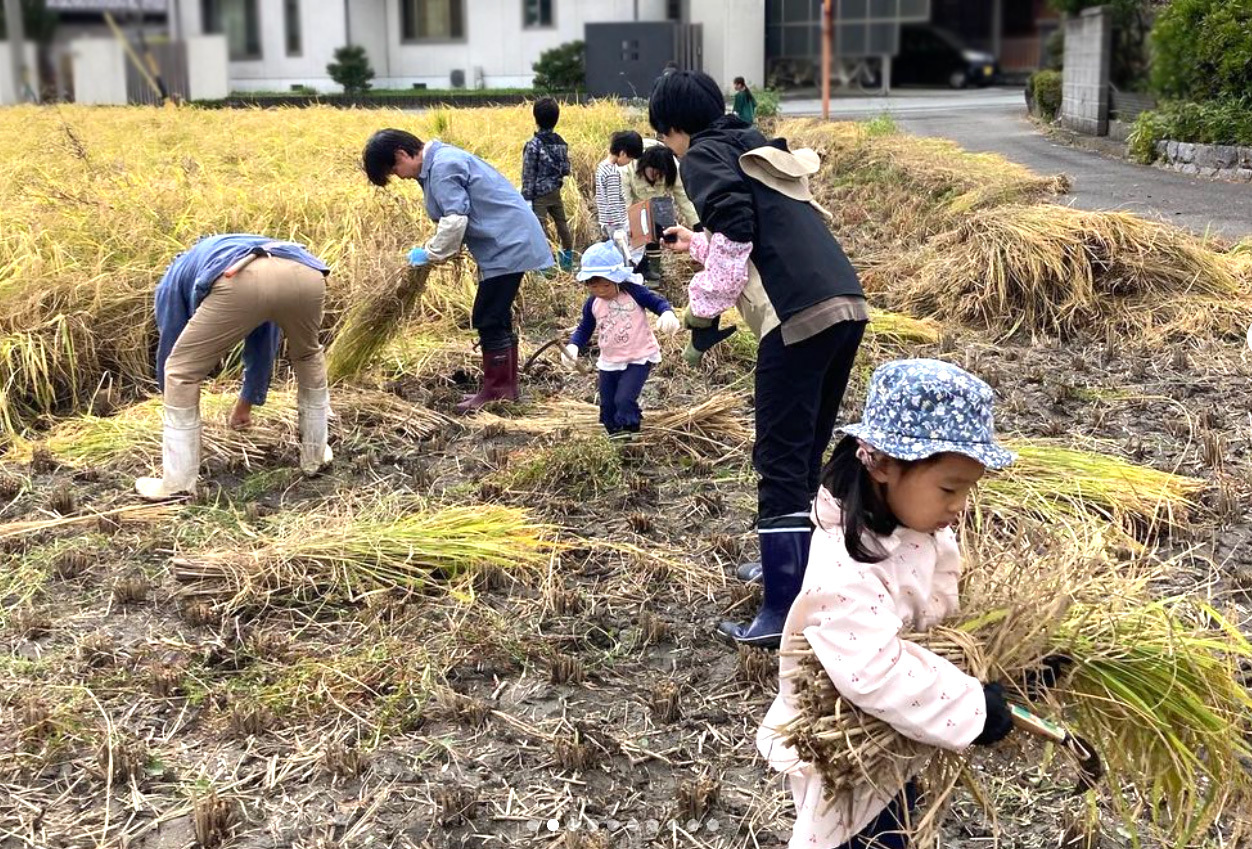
[
  {"left": 1151, "top": 0, "right": 1252, "bottom": 102},
  {"left": 532, "top": 41, "right": 584, "bottom": 92},
  {"left": 327, "top": 45, "right": 374, "bottom": 95}
]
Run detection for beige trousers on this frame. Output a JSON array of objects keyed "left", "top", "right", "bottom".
[{"left": 164, "top": 256, "right": 327, "bottom": 408}]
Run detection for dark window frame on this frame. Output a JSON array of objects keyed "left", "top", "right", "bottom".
[
  {"left": 201, "top": 0, "right": 262, "bottom": 61},
  {"left": 401, "top": 0, "right": 468, "bottom": 44},
  {"left": 522, "top": 0, "right": 554, "bottom": 30},
  {"left": 284, "top": 0, "right": 302, "bottom": 57}
]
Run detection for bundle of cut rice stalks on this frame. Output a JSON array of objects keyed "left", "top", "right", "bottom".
[
  {"left": 472, "top": 393, "right": 753, "bottom": 458},
  {"left": 326, "top": 263, "right": 432, "bottom": 383},
  {"left": 978, "top": 439, "right": 1206, "bottom": 536},
  {"left": 777, "top": 521, "right": 1252, "bottom": 845},
  {"left": 4, "top": 386, "right": 452, "bottom": 471},
  {"left": 870, "top": 205, "right": 1251, "bottom": 341},
  {"left": 173, "top": 500, "right": 558, "bottom": 611}
]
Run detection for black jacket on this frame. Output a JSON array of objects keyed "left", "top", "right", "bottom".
[{"left": 680, "top": 115, "right": 863, "bottom": 324}]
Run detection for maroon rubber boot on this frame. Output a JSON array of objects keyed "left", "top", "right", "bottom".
[{"left": 456, "top": 345, "right": 518, "bottom": 414}]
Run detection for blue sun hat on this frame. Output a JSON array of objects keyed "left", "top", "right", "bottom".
[
  {"left": 576, "top": 240, "right": 636, "bottom": 284},
  {"left": 839, "top": 358, "right": 1015, "bottom": 470}
]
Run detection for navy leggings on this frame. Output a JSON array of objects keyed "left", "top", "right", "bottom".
[
  {"left": 836, "top": 782, "right": 919, "bottom": 849},
  {"left": 597, "top": 363, "right": 652, "bottom": 433}
]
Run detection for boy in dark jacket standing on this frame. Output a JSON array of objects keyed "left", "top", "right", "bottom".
[
  {"left": 522, "top": 97, "right": 575, "bottom": 272},
  {"left": 652, "top": 71, "right": 868, "bottom": 649}
]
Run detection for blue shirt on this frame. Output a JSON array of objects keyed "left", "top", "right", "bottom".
[
  {"left": 154, "top": 234, "right": 329, "bottom": 406},
  {"left": 418, "top": 140, "right": 553, "bottom": 279}
]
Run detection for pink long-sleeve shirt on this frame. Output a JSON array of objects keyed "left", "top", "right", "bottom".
[
  {"left": 757, "top": 488, "right": 989, "bottom": 848},
  {"left": 687, "top": 230, "right": 753, "bottom": 319}
]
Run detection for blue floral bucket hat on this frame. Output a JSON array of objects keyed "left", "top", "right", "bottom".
[
  {"left": 576, "top": 240, "right": 636, "bottom": 285},
  {"left": 839, "top": 358, "right": 1015, "bottom": 470}
]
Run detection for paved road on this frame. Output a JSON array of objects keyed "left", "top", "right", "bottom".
[{"left": 782, "top": 89, "right": 1252, "bottom": 241}]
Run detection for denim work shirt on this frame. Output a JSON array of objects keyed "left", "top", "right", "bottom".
[
  {"left": 418, "top": 140, "right": 553, "bottom": 279},
  {"left": 154, "top": 234, "right": 329, "bottom": 406}
]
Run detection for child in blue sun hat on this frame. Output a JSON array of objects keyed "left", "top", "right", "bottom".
[
  {"left": 562, "top": 240, "right": 681, "bottom": 434},
  {"left": 757, "top": 358, "right": 1016, "bottom": 849}
]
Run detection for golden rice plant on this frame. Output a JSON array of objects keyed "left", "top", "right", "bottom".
[
  {"left": 4, "top": 386, "right": 452, "bottom": 471},
  {"left": 979, "top": 439, "right": 1206, "bottom": 533},
  {"left": 326, "top": 264, "right": 432, "bottom": 383},
  {"left": 779, "top": 518, "right": 1252, "bottom": 846},
  {"left": 870, "top": 205, "right": 1250, "bottom": 340},
  {"left": 780, "top": 118, "right": 1069, "bottom": 260},
  {"left": 172, "top": 499, "right": 558, "bottom": 610},
  {"left": 0, "top": 101, "right": 634, "bottom": 441}
]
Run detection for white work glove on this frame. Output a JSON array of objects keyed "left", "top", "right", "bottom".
[
  {"left": 560, "top": 344, "right": 580, "bottom": 369},
  {"left": 657, "top": 310, "right": 681, "bottom": 336}
]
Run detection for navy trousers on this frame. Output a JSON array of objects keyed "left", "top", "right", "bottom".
[{"left": 597, "top": 363, "right": 652, "bottom": 433}]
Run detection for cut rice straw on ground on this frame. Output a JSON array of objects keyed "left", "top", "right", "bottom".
[
  {"left": 779, "top": 517, "right": 1252, "bottom": 847},
  {"left": 4, "top": 386, "right": 453, "bottom": 471},
  {"left": 869, "top": 204, "right": 1250, "bottom": 340},
  {"left": 979, "top": 439, "right": 1206, "bottom": 535},
  {"left": 473, "top": 393, "right": 753, "bottom": 459},
  {"left": 172, "top": 500, "right": 558, "bottom": 611}
]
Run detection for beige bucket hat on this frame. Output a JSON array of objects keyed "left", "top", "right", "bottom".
[{"left": 739, "top": 145, "right": 831, "bottom": 217}]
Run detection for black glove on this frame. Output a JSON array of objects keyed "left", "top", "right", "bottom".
[
  {"left": 683, "top": 317, "right": 738, "bottom": 366},
  {"left": 1021, "top": 654, "right": 1073, "bottom": 700},
  {"left": 972, "top": 681, "right": 1014, "bottom": 746}
]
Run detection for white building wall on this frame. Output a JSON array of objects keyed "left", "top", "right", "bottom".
[
  {"left": 225, "top": 0, "right": 349, "bottom": 91},
  {"left": 348, "top": 0, "right": 389, "bottom": 83},
  {"left": 69, "top": 38, "right": 128, "bottom": 104},
  {"left": 186, "top": 34, "right": 231, "bottom": 100},
  {"left": 381, "top": 0, "right": 669, "bottom": 89},
  {"left": 690, "top": 0, "right": 764, "bottom": 90},
  {"left": 0, "top": 42, "right": 38, "bottom": 104}
]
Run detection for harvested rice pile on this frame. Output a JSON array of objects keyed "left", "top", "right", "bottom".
[{"left": 868, "top": 205, "right": 1252, "bottom": 340}]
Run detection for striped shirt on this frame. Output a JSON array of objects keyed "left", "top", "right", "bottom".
[{"left": 594, "top": 158, "right": 628, "bottom": 234}]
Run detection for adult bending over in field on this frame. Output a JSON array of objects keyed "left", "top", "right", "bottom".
[
  {"left": 652, "top": 71, "right": 868, "bottom": 649},
  {"left": 363, "top": 129, "right": 554, "bottom": 413},
  {"left": 136, "top": 234, "right": 332, "bottom": 500}
]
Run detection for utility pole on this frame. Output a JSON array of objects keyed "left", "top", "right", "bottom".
[
  {"left": 4, "top": 0, "right": 28, "bottom": 103},
  {"left": 821, "top": 0, "right": 832, "bottom": 120}
]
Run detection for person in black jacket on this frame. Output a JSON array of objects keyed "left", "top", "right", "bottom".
[{"left": 652, "top": 70, "right": 868, "bottom": 649}]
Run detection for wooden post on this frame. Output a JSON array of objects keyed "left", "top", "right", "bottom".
[
  {"left": 4, "top": 0, "right": 27, "bottom": 103},
  {"left": 821, "top": 0, "right": 832, "bottom": 120}
]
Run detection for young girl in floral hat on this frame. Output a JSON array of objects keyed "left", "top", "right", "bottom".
[
  {"left": 562, "top": 240, "right": 681, "bottom": 434},
  {"left": 757, "top": 358, "right": 1018, "bottom": 849}
]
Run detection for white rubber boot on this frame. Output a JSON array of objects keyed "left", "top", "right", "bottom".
[
  {"left": 135, "top": 405, "right": 201, "bottom": 500},
  {"left": 297, "top": 385, "right": 333, "bottom": 476}
]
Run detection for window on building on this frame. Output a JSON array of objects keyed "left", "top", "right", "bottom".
[
  {"left": 284, "top": 0, "right": 301, "bottom": 56},
  {"left": 202, "top": 0, "right": 261, "bottom": 61},
  {"left": 523, "top": 0, "right": 553, "bottom": 28},
  {"left": 401, "top": 0, "right": 466, "bottom": 41},
  {"left": 666, "top": 0, "right": 682, "bottom": 21}
]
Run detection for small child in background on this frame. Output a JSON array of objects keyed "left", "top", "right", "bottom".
[
  {"left": 621, "top": 141, "right": 700, "bottom": 285},
  {"left": 732, "top": 76, "right": 758, "bottom": 124},
  {"left": 562, "top": 240, "right": 681, "bottom": 435},
  {"left": 521, "top": 97, "right": 574, "bottom": 272},
  {"left": 594, "top": 130, "right": 643, "bottom": 256},
  {"left": 757, "top": 359, "right": 1018, "bottom": 849}
]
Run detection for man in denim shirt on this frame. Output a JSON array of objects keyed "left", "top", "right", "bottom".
[
  {"left": 364, "top": 129, "right": 553, "bottom": 413},
  {"left": 139, "top": 234, "right": 332, "bottom": 499}
]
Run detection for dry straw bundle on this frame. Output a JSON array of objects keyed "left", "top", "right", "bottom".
[
  {"left": 779, "top": 520, "right": 1252, "bottom": 845},
  {"left": 4, "top": 386, "right": 452, "bottom": 471},
  {"left": 870, "top": 205, "right": 1251, "bottom": 341},
  {"left": 173, "top": 499, "right": 558, "bottom": 611},
  {"left": 472, "top": 393, "right": 753, "bottom": 458},
  {"left": 326, "top": 264, "right": 432, "bottom": 383}
]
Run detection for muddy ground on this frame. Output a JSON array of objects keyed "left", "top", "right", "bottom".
[{"left": 1, "top": 251, "right": 1251, "bottom": 849}]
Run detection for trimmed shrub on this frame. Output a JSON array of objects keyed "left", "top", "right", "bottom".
[
  {"left": 327, "top": 45, "right": 374, "bottom": 95},
  {"left": 754, "top": 88, "right": 780, "bottom": 119},
  {"left": 532, "top": 41, "right": 585, "bottom": 93},
  {"left": 1028, "top": 70, "right": 1063, "bottom": 120},
  {"left": 1151, "top": 0, "right": 1252, "bottom": 103}
]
